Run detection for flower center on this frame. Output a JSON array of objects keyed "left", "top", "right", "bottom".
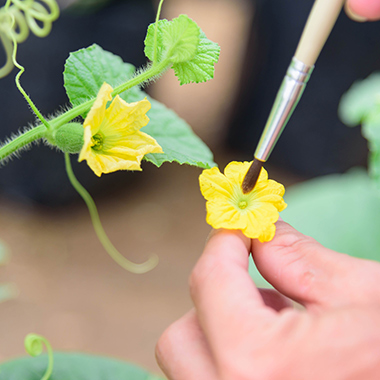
[
  {"left": 91, "top": 133, "right": 104, "bottom": 151},
  {"left": 238, "top": 200, "right": 248, "bottom": 209}
]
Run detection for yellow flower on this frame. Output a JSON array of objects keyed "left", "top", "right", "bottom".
[
  {"left": 79, "top": 83, "right": 163, "bottom": 176},
  {"left": 199, "top": 161, "right": 287, "bottom": 242}
]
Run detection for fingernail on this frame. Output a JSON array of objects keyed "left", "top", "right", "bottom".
[{"left": 345, "top": 2, "right": 367, "bottom": 22}]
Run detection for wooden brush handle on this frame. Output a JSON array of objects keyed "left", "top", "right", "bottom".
[{"left": 294, "top": 0, "right": 346, "bottom": 66}]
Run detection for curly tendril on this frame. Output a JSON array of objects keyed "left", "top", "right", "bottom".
[
  {"left": 64, "top": 153, "right": 159, "bottom": 274},
  {"left": 24, "top": 333, "right": 54, "bottom": 380},
  {"left": 0, "top": 0, "right": 59, "bottom": 77}
]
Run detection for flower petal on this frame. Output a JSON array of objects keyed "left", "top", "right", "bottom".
[
  {"left": 206, "top": 199, "right": 246, "bottom": 230},
  {"left": 199, "top": 167, "right": 234, "bottom": 200},
  {"left": 199, "top": 161, "right": 286, "bottom": 242},
  {"left": 83, "top": 83, "right": 113, "bottom": 135},
  {"left": 102, "top": 96, "right": 151, "bottom": 136},
  {"left": 79, "top": 84, "right": 162, "bottom": 176},
  {"left": 258, "top": 223, "right": 276, "bottom": 243},
  {"left": 104, "top": 131, "right": 162, "bottom": 155},
  {"left": 224, "top": 161, "right": 251, "bottom": 184}
]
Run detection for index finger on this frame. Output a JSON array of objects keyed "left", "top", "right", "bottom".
[{"left": 189, "top": 229, "right": 277, "bottom": 354}]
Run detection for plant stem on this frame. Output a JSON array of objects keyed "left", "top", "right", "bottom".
[
  {"left": 153, "top": 0, "right": 165, "bottom": 63},
  {"left": 0, "top": 125, "right": 46, "bottom": 160},
  {"left": 24, "top": 333, "right": 54, "bottom": 380},
  {"left": 64, "top": 153, "right": 158, "bottom": 274},
  {"left": 112, "top": 59, "right": 170, "bottom": 96},
  {"left": 50, "top": 60, "right": 170, "bottom": 126},
  {"left": 11, "top": 33, "right": 52, "bottom": 131},
  {"left": 40, "top": 337, "right": 54, "bottom": 380},
  {"left": 0, "top": 59, "right": 171, "bottom": 163}
]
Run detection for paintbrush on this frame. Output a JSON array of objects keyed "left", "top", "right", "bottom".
[{"left": 242, "top": 0, "right": 346, "bottom": 194}]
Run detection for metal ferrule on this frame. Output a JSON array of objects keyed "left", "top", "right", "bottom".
[{"left": 254, "top": 57, "right": 314, "bottom": 162}]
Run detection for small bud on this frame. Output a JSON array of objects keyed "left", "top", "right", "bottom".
[{"left": 55, "top": 123, "right": 84, "bottom": 153}]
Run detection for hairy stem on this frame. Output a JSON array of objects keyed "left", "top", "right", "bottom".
[
  {"left": 0, "top": 125, "right": 46, "bottom": 161},
  {"left": 112, "top": 59, "right": 170, "bottom": 96},
  {"left": 0, "top": 60, "right": 171, "bottom": 163}
]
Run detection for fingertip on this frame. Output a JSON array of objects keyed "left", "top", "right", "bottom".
[
  {"left": 345, "top": 1, "right": 367, "bottom": 22},
  {"left": 190, "top": 229, "right": 252, "bottom": 300},
  {"left": 206, "top": 228, "right": 251, "bottom": 249},
  {"left": 345, "top": 0, "right": 380, "bottom": 21}
]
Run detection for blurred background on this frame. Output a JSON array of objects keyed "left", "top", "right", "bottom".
[{"left": 0, "top": 0, "right": 379, "bottom": 376}]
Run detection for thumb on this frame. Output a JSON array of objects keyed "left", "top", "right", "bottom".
[{"left": 251, "top": 220, "right": 380, "bottom": 309}]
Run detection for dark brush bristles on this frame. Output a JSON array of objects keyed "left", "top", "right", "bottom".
[{"left": 241, "top": 159, "right": 264, "bottom": 194}]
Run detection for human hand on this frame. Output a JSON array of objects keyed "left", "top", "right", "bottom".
[
  {"left": 346, "top": 0, "right": 380, "bottom": 21},
  {"left": 156, "top": 222, "right": 380, "bottom": 379}
]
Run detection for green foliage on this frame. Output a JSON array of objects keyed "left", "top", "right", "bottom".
[
  {"left": 54, "top": 123, "right": 84, "bottom": 153},
  {"left": 283, "top": 169, "right": 380, "bottom": 260},
  {"left": 339, "top": 73, "right": 380, "bottom": 188},
  {"left": 0, "top": 352, "right": 164, "bottom": 380},
  {"left": 145, "top": 15, "right": 200, "bottom": 64},
  {"left": 63, "top": 44, "right": 216, "bottom": 169},
  {"left": 144, "top": 16, "right": 220, "bottom": 85},
  {"left": 249, "top": 169, "right": 380, "bottom": 287},
  {"left": 144, "top": 15, "right": 199, "bottom": 64},
  {"left": 63, "top": 44, "right": 141, "bottom": 115},
  {"left": 338, "top": 73, "right": 380, "bottom": 127},
  {"left": 172, "top": 31, "right": 221, "bottom": 85},
  {"left": 143, "top": 98, "right": 215, "bottom": 167}
]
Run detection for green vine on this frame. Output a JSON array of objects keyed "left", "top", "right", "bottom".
[
  {"left": 64, "top": 153, "right": 159, "bottom": 274},
  {"left": 0, "top": 0, "right": 59, "bottom": 77},
  {"left": 24, "top": 333, "right": 54, "bottom": 380}
]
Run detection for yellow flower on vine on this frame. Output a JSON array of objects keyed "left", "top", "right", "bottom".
[
  {"left": 79, "top": 83, "right": 163, "bottom": 176},
  {"left": 199, "top": 161, "right": 287, "bottom": 242}
]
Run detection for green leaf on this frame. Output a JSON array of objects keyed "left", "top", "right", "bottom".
[
  {"left": 63, "top": 44, "right": 216, "bottom": 169},
  {"left": 144, "top": 16, "right": 220, "bottom": 85},
  {"left": 0, "top": 352, "right": 165, "bottom": 380},
  {"left": 143, "top": 97, "right": 215, "bottom": 168},
  {"left": 172, "top": 31, "right": 221, "bottom": 85},
  {"left": 144, "top": 15, "right": 200, "bottom": 64},
  {"left": 283, "top": 169, "right": 380, "bottom": 260},
  {"left": 63, "top": 44, "right": 142, "bottom": 117},
  {"left": 338, "top": 72, "right": 380, "bottom": 127}
]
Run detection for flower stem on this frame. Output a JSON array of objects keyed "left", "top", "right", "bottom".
[
  {"left": 64, "top": 153, "right": 158, "bottom": 274},
  {"left": 0, "top": 125, "right": 46, "bottom": 161}
]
